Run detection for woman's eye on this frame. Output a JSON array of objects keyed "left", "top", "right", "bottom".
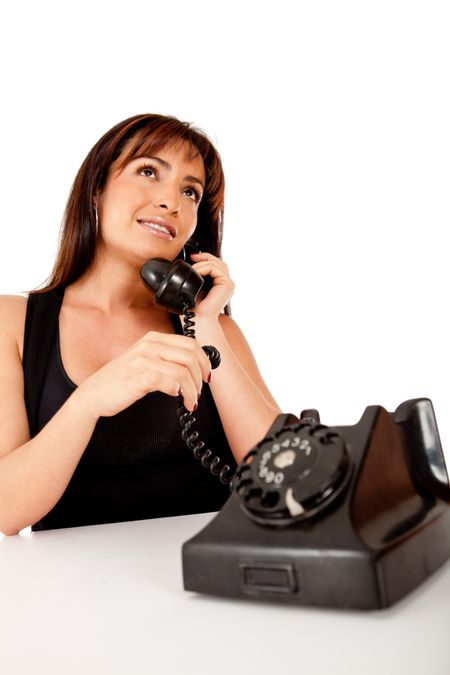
[
  {"left": 136, "top": 163, "right": 202, "bottom": 203},
  {"left": 184, "top": 187, "right": 202, "bottom": 203},
  {"left": 137, "top": 164, "right": 157, "bottom": 178}
]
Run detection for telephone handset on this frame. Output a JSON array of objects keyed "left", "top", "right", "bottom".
[
  {"left": 140, "top": 253, "right": 232, "bottom": 485},
  {"left": 140, "top": 257, "right": 213, "bottom": 316}
]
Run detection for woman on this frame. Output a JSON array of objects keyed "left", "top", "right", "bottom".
[{"left": 0, "top": 113, "right": 281, "bottom": 535}]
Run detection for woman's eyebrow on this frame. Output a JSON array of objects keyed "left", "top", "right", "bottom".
[{"left": 137, "top": 155, "right": 204, "bottom": 190}]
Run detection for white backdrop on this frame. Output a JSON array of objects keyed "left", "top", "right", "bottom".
[{"left": 0, "top": 0, "right": 448, "bottom": 465}]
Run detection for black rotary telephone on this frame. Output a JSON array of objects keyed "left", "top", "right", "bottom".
[
  {"left": 140, "top": 251, "right": 233, "bottom": 485},
  {"left": 139, "top": 256, "right": 450, "bottom": 609},
  {"left": 182, "top": 399, "right": 450, "bottom": 610}
]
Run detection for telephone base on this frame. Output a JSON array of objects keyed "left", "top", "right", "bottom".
[
  {"left": 182, "top": 494, "right": 450, "bottom": 609},
  {"left": 183, "top": 399, "right": 450, "bottom": 609}
]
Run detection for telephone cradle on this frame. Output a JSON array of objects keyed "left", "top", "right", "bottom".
[{"left": 182, "top": 398, "right": 450, "bottom": 610}]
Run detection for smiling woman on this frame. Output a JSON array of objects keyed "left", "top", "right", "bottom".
[
  {"left": 0, "top": 113, "right": 282, "bottom": 535},
  {"left": 94, "top": 142, "right": 206, "bottom": 273}
]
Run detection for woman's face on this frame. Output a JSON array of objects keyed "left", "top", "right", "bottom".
[{"left": 96, "top": 139, "right": 206, "bottom": 265}]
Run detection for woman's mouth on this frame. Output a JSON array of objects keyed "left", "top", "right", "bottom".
[{"left": 137, "top": 218, "right": 176, "bottom": 240}]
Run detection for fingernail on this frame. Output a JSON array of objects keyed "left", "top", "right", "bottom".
[
  {"left": 207, "top": 372, "right": 212, "bottom": 383},
  {"left": 178, "top": 386, "right": 183, "bottom": 396},
  {"left": 193, "top": 402, "right": 198, "bottom": 411}
]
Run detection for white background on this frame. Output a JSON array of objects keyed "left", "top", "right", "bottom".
[
  {"left": 0, "top": 0, "right": 448, "bottom": 466},
  {"left": 1, "top": 4, "right": 450, "bottom": 674}
]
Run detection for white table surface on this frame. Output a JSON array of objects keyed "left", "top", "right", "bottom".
[{"left": 1, "top": 511, "right": 449, "bottom": 675}]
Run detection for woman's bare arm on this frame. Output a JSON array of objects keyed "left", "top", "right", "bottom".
[
  {"left": 194, "top": 314, "right": 282, "bottom": 463},
  {"left": 0, "top": 296, "right": 100, "bottom": 535},
  {"left": 0, "top": 295, "right": 211, "bottom": 536}
]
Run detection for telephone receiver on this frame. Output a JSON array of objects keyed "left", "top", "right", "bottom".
[
  {"left": 140, "top": 245, "right": 213, "bottom": 314},
  {"left": 138, "top": 249, "right": 232, "bottom": 485}
]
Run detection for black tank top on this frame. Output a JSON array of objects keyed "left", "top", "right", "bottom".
[{"left": 22, "top": 286, "right": 236, "bottom": 531}]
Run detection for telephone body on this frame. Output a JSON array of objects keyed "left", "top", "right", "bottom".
[
  {"left": 139, "top": 260, "right": 450, "bottom": 609},
  {"left": 182, "top": 398, "right": 450, "bottom": 609}
]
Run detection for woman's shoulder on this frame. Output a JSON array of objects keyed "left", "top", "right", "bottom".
[
  {"left": 0, "top": 293, "right": 28, "bottom": 320},
  {"left": 0, "top": 294, "right": 28, "bottom": 361}
]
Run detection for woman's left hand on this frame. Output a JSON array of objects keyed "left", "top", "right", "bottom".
[{"left": 189, "top": 252, "right": 235, "bottom": 320}]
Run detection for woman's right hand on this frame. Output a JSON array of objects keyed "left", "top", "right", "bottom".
[{"left": 75, "top": 331, "right": 212, "bottom": 418}]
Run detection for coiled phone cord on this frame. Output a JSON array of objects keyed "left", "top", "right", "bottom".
[{"left": 176, "top": 304, "right": 233, "bottom": 486}]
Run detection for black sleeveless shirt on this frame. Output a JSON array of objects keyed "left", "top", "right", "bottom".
[{"left": 22, "top": 286, "right": 236, "bottom": 531}]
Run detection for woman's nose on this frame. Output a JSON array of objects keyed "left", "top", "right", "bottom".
[{"left": 153, "top": 185, "right": 181, "bottom": 212}]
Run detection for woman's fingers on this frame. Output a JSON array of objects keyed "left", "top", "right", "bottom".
[
  {"left": 141, "top": 331, "right": 211, "bottom": 383},
  {"left": 77, "top": 330, "right": 208, "bottom": 418},
  {"left": 140, "top": 342, "right": 204, "bottom": 399},
  {"left": 148, "top": 360, "right": 199, "bottom": 412},
  {"left": 187, "top": 254, "right": 235, "bottom": 315}
]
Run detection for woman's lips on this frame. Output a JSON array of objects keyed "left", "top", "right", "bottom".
[{"left": 137, "top": 219, "right": 175, "bottom": 240}]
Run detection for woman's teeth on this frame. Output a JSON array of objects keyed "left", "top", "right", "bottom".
[
  {"left": 148, "top": 223, "right": 171, "bottom": 234},
  {"left": 139, "top": 220, "right": 173, "bottom": 238}
]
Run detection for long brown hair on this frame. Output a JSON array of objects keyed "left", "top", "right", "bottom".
[{"left": 28, "top": 113, "right": 227, "bottom": 310}]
